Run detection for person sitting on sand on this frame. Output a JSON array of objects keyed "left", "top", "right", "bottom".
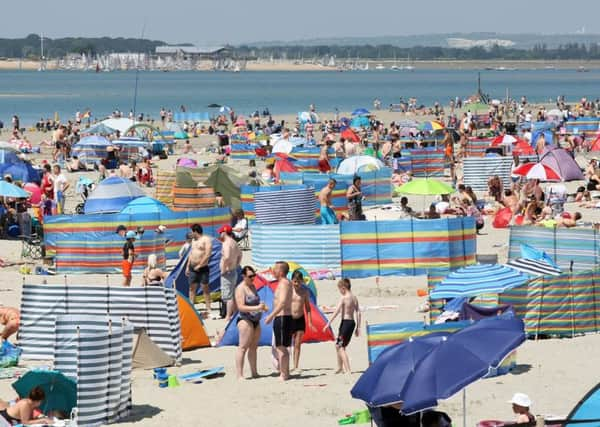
[
  {"left": 323, "top": 278, "right": 360, "bottom": 374},
  {"left": 509, "top": 393, "right": 534, "bottom": 424},
  {"left": 66, "top": 156, "right": 87, "bottom": 172},
  {"left": 398, "top": 197, "right": 414, "bottom": 219},
  {"left": 142, "top": 254, "right": 165, "bottom": 287},
  {"left": 0, "top": 307, "right": 20, "bottom": 342},
  {"left": 0, "top": 387, "right": 52, "bottom": 425}
]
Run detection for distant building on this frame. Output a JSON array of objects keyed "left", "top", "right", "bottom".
[
  {"left": 155, "top": 46, "right": 232, "bottom": 59},
  {"left": 447, "top": 38, "right": 515, "bottom": 49}
]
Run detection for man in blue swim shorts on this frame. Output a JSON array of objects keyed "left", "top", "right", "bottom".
[{"left": 319, "top": 179, "right": 338, "bottom": 224}]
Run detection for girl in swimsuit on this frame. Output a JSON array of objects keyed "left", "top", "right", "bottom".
[
  {"left": 0, "top": 387, "right": 52, "bottom": 425},
  {"left": 142, "top": 254, "right": 165, "bottom": 287},
  {"left": 234, "top": 266, "right": 268, "bottom": 380}
]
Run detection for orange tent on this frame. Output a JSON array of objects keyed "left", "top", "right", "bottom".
[{"left": 177, "top": 292, "right": 211, "bottom": 350}]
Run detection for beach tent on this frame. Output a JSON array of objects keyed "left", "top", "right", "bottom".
[
  {"left": 71, "top": 135, "right": 111, "bottom": 164},
  {"left": 119, "top": 196, "right": 171, "bottom": 216},
  {"left": 164, "top": 239, "right": 227, "bottom": 301},
  {"left": 540, "top": 147, "right": 584, "bottom": 181},
  {"left": 0, "top": 152, "right": 39, "bottom": 183},
  {"left": 350, "top": 116, "right": 370, "bottom": 129},
  {"left": 132, "top": 329, "right": 175, "bottom": 369},
  {"left": 205, "top": 164, "right": 244, "bottom": 209},
  {"left": 218, "top": 272, "right": 334, "bottom": 346},
  {"left": 84, "top": 176, "right": 146, "bottom": 214},
  {"left": 81, "top": 122, "right": 116, "bottom": 136},
  {"left": 176, "top": 292, "right": 211, "bottom": 350},
  {"left": 102, "top": 118, "right": 135, "bottom": 133}
]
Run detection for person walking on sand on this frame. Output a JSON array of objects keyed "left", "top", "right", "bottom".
[
  {"left": 235, "top": 266, "right": 268, "bottom": 380},
  {"left": 218, "top": 224, "right": 242, "bottom": 322},
  {"left": 265, "top": 261, "right": 293, "bottom": 381},
  {"left": 186, "top": 224, "right": 213, "bottom": 312},
  {"left": 290, "top": 270, "right": 316, "bottom": 372},
  {"left": 323, "top": 278, "right": 361, "bottom": 374},
  {"left": 122, "top": 231, "right": 137, "bottom": 287},
  {"left": 319, "top": 179, "right": 338, "bottom": 224}
]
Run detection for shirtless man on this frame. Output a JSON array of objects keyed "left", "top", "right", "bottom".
[
  {"left": 218, "top": 224, "right": 242, "bottom": 322},
  {"left": 265, "top": 261, "right": 293, "bottom": 380},
  {"left": 290, "top": 270, "right": 315, "bottom": 372},
  {"left": 502, "top": 189, "right": 520, "bottom": 214},
  {"left": 324, "top": 278, "right": 361, "bottom": 374},
  {"left": 186, "top": 224, "right": 213, "bottom": 312},
  {"left": 319, "top": 179, "right": 338, "bottom": 225},
  {"left": 0, "top": 307, "right": 20, "bottom": 341}
]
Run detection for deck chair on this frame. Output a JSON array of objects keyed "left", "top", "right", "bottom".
[
  {"left": 546, "top": 184, "right": 566, "bottom": 217},
  {"left": 20, "top": 234, "right": 44, "bottom": 260}
]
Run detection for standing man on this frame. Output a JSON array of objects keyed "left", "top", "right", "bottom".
[
  {"left": 218, "top": 224, "right": 242, "bottom": 322},
  {"left": 319, "top": 179, "right": 338, "bottom": 224},
  {"left": 186, "top": 224, "right": 213, "bottom": 312},
  {"left": 290, "top": 270, "right": 316, "bottom": 372},
  {"left": 122, "top": 230, "right": 137, "bottom": 287},
  {"left": 265, "top": 261, "right": 293, "bottom": 381},
  {"left": 52, "top": 164, "right": 69, "bottom": 214}
]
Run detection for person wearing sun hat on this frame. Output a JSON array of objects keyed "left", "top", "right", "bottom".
[{"left": 509, "top": 392, "right": 534, "bottom": 424}]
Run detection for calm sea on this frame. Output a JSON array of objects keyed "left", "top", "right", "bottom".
[{"left": 0, "top": 69, "right": 599, "bottom": 125}]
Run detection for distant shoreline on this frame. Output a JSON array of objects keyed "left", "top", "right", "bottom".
[{"left": 1, "top": 58, "right": 599, "bottom": 71}]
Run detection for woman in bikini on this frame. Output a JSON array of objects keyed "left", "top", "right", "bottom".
[
  {"left": 0, "top": 387, "right": 52, "bottom": 425},
  {"left": 142, "top": 254, "right": 165, "bottom": 287},
  {"left": 234, "top": 266, "right": 268, "bottom": 380}
]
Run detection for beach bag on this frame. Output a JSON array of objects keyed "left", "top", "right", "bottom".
[
  {"left": 0, "top": 341, "right": 22, "bottom": 368},
  {"left": 493, "top": 207, "right": 512, "bottom": 228}
]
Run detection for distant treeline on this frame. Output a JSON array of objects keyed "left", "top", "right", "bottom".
[
  {"left": 4, "top": 34, "right": 600, "bottom": 61},
  {"left": 236, "top": 43, "right": 600, "bottom": 61},
  {"left": 0, "top": 34, "right": 179, "bottom": 58}
]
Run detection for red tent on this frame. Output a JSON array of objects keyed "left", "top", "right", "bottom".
[
  {"left": 591, "top": 136, "right": 600, "bottom": 151},
  {"left": 341, "top": 128, "right": 361, "bottom": 142}
]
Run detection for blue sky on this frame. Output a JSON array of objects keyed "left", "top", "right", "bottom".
[{"left": 4, "top": 0, "right": 596, "bottom": 44}]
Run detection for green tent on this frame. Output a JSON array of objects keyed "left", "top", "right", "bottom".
[{"left": 205, "top": 164, "right": 245, "bottom": 209}]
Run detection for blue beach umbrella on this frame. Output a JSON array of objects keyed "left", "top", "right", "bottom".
[
  {"left": 351, "top": 315, "right": 526, "bottom": 415},
  {"left": 351, "top": 108, "right": 370, "bottom": 116},
  {"left": 12, "top": 369, "right": 77, "bottom": 414},
  {"left": 0, "top": 180, "right": 30, "bottom": 198},
  {"left": 429, "top": 264, "right": 530, "bottom": 299}
]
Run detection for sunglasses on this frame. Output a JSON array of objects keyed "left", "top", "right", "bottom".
[{"left": 246, "top": 274, "right": 256, "bottom": 279}]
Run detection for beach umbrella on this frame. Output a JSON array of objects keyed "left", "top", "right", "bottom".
[
  {"left": 418, "top": 121, "right": 445, "bottom": 132},
  {"left": 0, "top": 180, "right": 30, "bottom": 198},
  {"left": 351, "top": 315, "right": 526, "bottom": 415},
  {"left": 505, "top": 258, "right": 562, "bottom": 277},
  {"left": 396, "top": 178, "right": 453, "bottom": 196},
  {"left": 12, "top": 369, "right": 77, "bottom": 414},
  {"left": 272, "top": 139, "right": 293, "bottom": 154},
  {"left": 219, "top": 105, "right": 231, "bottom": 114},
  {"left": 337, "top": 156, "right": 384, "bottom": 175},
  {"left": 24, "top": 182, "right": 42, "bottom": 204},
  {"left": 0, "top": 141, "right": 20, "bottom": 154},
  {"left": 512, "top": 162, "right": 561, "bottom": 181},
  {"left": 512, "top": 140, "right": 535, "bottom": 156},
  {"left": 81, "top": 122, "right": 117, "bottom": 136},
  {"left": 351, "top": 108, "right": 370, "bottom": 116},
  {"left": 430, "top": 264, "right": 530, "bottom": 299},
  {"left": 491, "top": 134, "right": 522, "bottom": 146}
]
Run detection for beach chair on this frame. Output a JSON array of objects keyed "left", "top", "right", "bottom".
[
  {"left": 19, "top": 233, "right": 43, "bottom": 260},
  {"left": 545, "top": 184, "right": 566, "bottom": 216}
]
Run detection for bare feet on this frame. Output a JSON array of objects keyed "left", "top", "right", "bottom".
[{"left": 334, "top": 369, "right": 344, "bottom": 374}]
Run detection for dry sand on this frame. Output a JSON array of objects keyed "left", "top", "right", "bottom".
[{"left": 1, "top": 116, "right": 599, "bottom": 427}]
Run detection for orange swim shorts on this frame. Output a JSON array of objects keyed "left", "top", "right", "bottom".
[{"left": 122, "top": 260, "right": 133, "bottom": 278}]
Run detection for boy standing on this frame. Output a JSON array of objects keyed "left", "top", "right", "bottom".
[
  {"left": 290, "top": 270, "right": 316, "bottom": 372},
  {"left": 323, "top": 278, "right": 361, "bottom": 374},
  {"left": 122, "top": 230, "right": 137, "bottom": 287}
]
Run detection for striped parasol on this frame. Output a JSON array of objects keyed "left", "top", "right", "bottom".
[
  {"left": 505, "top": 258, "right": 562, "bottom": 277},
  {"left": 430, "top": 264, "right": 530, "bottom": 299}
]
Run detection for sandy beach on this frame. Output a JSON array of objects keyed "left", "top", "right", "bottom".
[{"left": 1, "top": 112, "right": 600, "bottom": 427}]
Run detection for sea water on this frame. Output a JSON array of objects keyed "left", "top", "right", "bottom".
[{"left": 0, "top": 69, "right": 598, "bottom": 125}]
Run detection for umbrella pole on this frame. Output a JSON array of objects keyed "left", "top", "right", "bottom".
[{"left": 463, "top": 388, "right": 466, "bottom": 427}]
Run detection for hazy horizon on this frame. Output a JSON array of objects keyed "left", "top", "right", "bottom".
[{"left": 5, "top": 0, "right": 599, "bottom": 45}]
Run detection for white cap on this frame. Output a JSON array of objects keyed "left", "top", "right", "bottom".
[{"left": 509, "top": 393, "right": 532, "bottom": 407}]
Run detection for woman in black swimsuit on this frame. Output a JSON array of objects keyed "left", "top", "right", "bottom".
[
  {"left": 0, "top": 387, "right": 52, "bottom": 425},
  {"left": 234, "top": 266, "right": 268, "bottom": 380}
]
